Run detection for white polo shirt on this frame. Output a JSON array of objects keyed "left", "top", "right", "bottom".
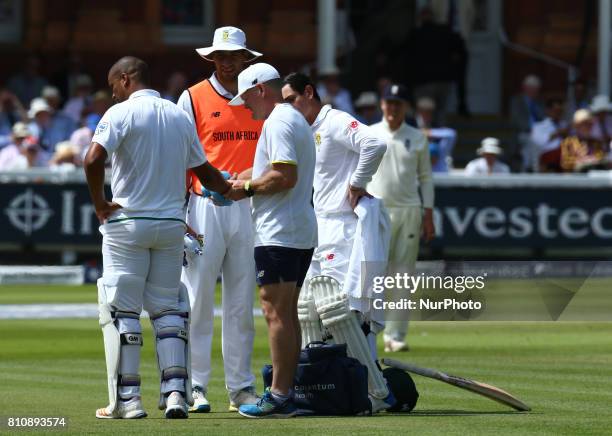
[
  {"left": 310, "top": 104, "right": 386, "bottom": 215},
  {"left": 368, "top": 120, "right": 434, "bottom": 209},
  {"left": 252, "top": 103, "right": 317, "bottom": 249},
  {"left": 92, "top": 89, "right": 206, "bottom": 221}
]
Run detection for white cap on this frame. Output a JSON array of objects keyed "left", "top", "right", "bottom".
[
  {"left": 28, "top": 97, "right": 52, "bottom": 118},
  {"left": 573, "top": 108, "right": 593, "bottom": 124},
  {"left": 196, "top": 26, "right": 262, "bottom": 61},
  {"left": 354, "top": 91, "right": 378, "bottom": 108},
  {"left": 477, "top": 137, "right": 502, "bottom": 155},
  {"left": 590, "top": 94, "right": 612, "bottom": 113},
  {"left": 228, "top": 63, "right": 280, "bottom": 106}
]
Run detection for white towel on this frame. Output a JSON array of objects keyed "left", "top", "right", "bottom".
[{"left": 344, "top": 197, "right": 390, "bottom": 326}]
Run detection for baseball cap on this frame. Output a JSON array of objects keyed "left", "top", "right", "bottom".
[
  {"left": 196, "top": 26, "right": 262, "bottom": 61},
  {"left": 478, "top": 137, "right": 502, "bottom": 155},
  {"left": 12, "top": 122, "right": 31, "bottom": 138},
  {"left": 382, "top": 84, "right": 410, "bottom": 102},
  {"left": 228, "top": 63, "right": 280, "bottom": 106}
]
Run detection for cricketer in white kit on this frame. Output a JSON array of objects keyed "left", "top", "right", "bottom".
[
  {"left": 84, "top": 56, "right": 234, "bottom": 420},
  {"left": 368, "top": 84, "right": 436, "bottom": 353},
  {"left": 282, "top": 72, "right": 397, "bottom": 413}
]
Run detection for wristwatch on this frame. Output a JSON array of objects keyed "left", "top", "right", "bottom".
[{"left": 244, "top": 180, "right": 255, "bottom": 197}]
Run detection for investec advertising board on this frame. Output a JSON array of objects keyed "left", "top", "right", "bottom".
[{"left": 1, "top": 179, "right": 611, "bottom": 250}]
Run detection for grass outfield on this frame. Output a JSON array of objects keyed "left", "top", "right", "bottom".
[{"left": 1, "top": 289, "right": 612, "bottom": 434}]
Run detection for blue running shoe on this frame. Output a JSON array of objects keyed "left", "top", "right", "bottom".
[{"left": 238, "top": 389, "right": 297, "bottom": 418}]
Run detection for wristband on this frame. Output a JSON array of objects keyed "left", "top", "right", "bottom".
[{"left": 244, "top": 180, "right": 255, "bottom": 197}]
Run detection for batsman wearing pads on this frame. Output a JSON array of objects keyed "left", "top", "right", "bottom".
[
  {"left": 368, "top": 84, "right": 436, "bottom": 353},
  {"left": 176, "top": 26, "right": 263, "bottom": 412},
  {"left": 84, "top": 57, "right": 234, "bottom": 419},
  {"left": 281, "top": 73, "right": 396, "bottom": 413}
]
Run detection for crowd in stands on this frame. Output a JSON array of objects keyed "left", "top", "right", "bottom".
[{"left": 2, "top": 52, "right": 611, "bottom": 177}]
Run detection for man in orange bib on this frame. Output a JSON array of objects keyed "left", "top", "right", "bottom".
[{"left": 177, "top": 26, "right": 263, "bottom": 413}]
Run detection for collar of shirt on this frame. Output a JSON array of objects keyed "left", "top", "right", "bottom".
[
  {"left": 209, "top": 72, "right": 234, "bottom": 99},
  {"left": 381, "top": 118, "right": 408, "bottom": 137},
  {"left": 312, "top": 104, "right": 332, "bottom": 129},
  {"left": 129, "top": 89, "right": 160, "bottom": 99}
]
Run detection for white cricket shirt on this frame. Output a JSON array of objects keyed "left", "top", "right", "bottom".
[
  {"left": 368, "top": 120, "right": 434, "bottom": 208},
  {"left": 92, "top": 89, "right": 206, "bottom": 221},
  {"left": 251, "top": 103, "right": 317, "bottom": 249},
  {"left": 311, "top": 105, "right": 386, "bottom": 215}
]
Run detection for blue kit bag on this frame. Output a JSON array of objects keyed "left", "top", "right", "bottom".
[{"left": 262, "top": 342, "right": 371, "bottom": 415}]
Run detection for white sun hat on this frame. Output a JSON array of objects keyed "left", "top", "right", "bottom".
[
  {"left": 228, "top": 63, "right": 280, "bottom": 106},
  {"left": 28, "top": 97, "right": 53, "bottom": 118},
  {"left": 573, "top": 108, "right": 593, "bottom": 124},
  {"left": 589, "top": 94, "right": 612, "bottom": 113},
  {"left": 477, "top": 137, "right": 502, "bottom": 155},
  {"left": 196, "top": 26, "right": 262, "bottom": 61}
]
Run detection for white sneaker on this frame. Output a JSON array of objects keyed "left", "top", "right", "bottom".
[
  {"left": 189, "top": 385, "right": 211, "bottom": 413},
  {"left": 384, "top": 338, "right": 409, "bottom": 353},
  {"left": 370, "top": 389, "right": 397, "bottom": 414},
  {"left": 96, "top": 397, "right": 147, "bottom": 419},
  {"left": 228, "top": 386, "right": 260, "bottom": 412},
  {"left": 165, "top": 391, "right": 188, "bottom": 419}
]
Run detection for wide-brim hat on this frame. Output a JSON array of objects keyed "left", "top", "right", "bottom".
[
  {"left": 590, "top": 94, "right": 612, "bottom": 113},
  {"left": 196, "top": 26, "right": 262, "bottom": 61},
  {"left": 28, "top": 97, "right": 52, "bottom": 118},
  {"left": 477, "top": 137, "right": 502, "bottom": 155}
]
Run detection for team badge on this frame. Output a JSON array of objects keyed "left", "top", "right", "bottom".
[
  {"left": 222, "top": 30, "right": 230, "bottom": 41},
  {"left": 326, "top": 253, "right": 335, "bottom": 261},
  {"left": 314, "top": 132, "right": 321, "bottom": 151},
  {"left": 95, "top": 121, "right": 109, "bottom": 135},
  {"left": 404, "top": 138, "right": 411, "bottom": 150},
  {"left": 349, "top": 120, "right": 359, "bottom": 130}
]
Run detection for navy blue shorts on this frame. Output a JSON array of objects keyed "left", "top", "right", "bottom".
[{"left": 254, "top": 246, "right": 314, "bottom": 287}]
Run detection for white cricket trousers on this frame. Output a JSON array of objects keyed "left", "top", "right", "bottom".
[
  {"left": 384, "top": 206, "right": 422, "bottom": 342},
  {"left": 100, "top": 218, "right": 185, "bottom": 314},
  {"left": 181, "top": 194, "right": 256, "bottom": 392}
]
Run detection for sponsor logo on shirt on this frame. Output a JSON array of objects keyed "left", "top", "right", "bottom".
[
  {"left": 210, "top": 111, "right": 221, "bottom": 118},
  {"left": 326, "top": 253, "right": 335, "bottom": 261},
  {"left": 349, "top": 120, "right": 359, "bottom": 130},
  {"left": 257, "top": 270, "right": 265, "bottom": 278}
]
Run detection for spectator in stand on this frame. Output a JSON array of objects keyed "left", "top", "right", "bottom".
[
  {"left": 0, "top": 89, "right": 28, "bottom": 149},
  {"left": 464, "top": 137, "right": 510, "bottom": 176},
  {"left": 413, "top": 96, "right": 457, "bottom": 172},
  {"left": 316, "top": 66, "right": 355, "bottom": 115},
  {"left": 7, "top": 55, "right": 48, "bottom": 108},
  {"left": 49, "top": 140, "right": 81, "bottom": 171},
  {"left": 0, "top": 122, "right": 41, "bottom": 170},
  {"left": 589, "top": 94, "right": 612, "bottom": 144},
  {"left": 560, "top": 109, "right": 609, "bottom": 172},
  {"left": 42, "top": 85, "right": 77, "bottom": 140},
  {"left": 63, "top": 74, "right": 93, "bottom": 123},
  {"left": 429, "top": 142, "right": 444, "bottom": 172},
  {"left": 162, "top": 72, "right": 188, "bottom": 103},
  {"left": 28, "top": 97, "right": 75, "bottom": 163},
  {"left": 530, "top": 98, "right": 569, "bottom": 172},
  {"left": 509, "top": 74, "right": 545, "bottom": 170},
  {"left": 405, "top": 7, "right": 464, "bottom": 124},
  {"left": 70, "top": 91, "right": 113, "bottom": 164},
  {"left": 354, "top": 91, "right": 381, "bottom": 125}
]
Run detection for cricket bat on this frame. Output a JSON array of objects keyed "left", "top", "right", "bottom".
[{"left": 382, "top": 358, "right": 531, "bottom": 412}]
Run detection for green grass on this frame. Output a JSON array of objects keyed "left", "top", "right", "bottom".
[{"left": 1, "top": 288, "right": 612, "bottom": 435}]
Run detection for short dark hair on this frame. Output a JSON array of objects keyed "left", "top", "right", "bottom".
[
  {"left": 110, "top": 56, "right": 150, "bottom": 86},
  {"left": 283, "top": 72, "right": 321, "bottom": 102}
]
